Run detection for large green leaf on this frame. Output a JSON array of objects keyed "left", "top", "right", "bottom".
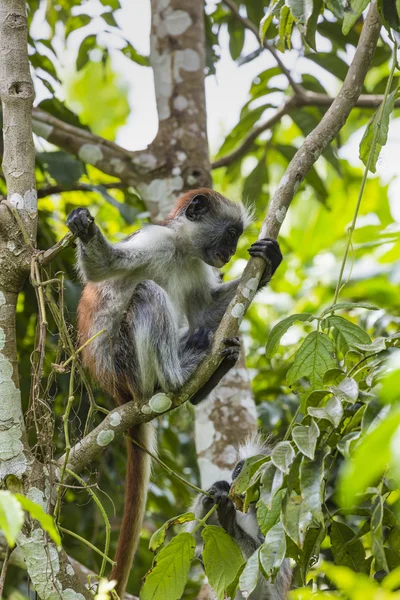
[
  {"left": 257, "top": 490, "right": 285, "bottom": 535},
  {"left": 292, "top": 419, "right": 320, "bottom": 459},
  {"left": 231, "top": 455, "right": 269, "bottom": 496},
  {"left": 300, "top": 452, "right": 325, "bottom": 524},
  {"left": 0, "top": 491, "right": 24, "bottom": 547},
  {"left": 140, "top": 532, "right": 195, "bottom": 600},
  {"left": 259, "top": 523, "right": 286, "bottom": 578},
  {"left": 359, "top": 88, "right": 398, "bottom": 173},
  {"left": 286, "top": 0, "right": 313, "bottom": 33},
  {"left": 342, "top": 0, "right": 370, "bottom": 34},
  {"left": 308, "top": 396, "right": 344, "bottom": 428},
  {"left": 339, "top": 407, "right": 400, "bottom": 508},
  {"left": 271, "top": 442, "right": 295, "bottom": 474},
  {"left": 324, "top": 315, "right": 371, "bottom": 354},
  {"left": 286, "top": 331, "right": 336, "bottom": 388},
  {"left": 265, "top": 313, "right": 315, "bottom": 358},
  {"left": 259, "top": 463, "right": 284, "bottom": 509},
  {"left": 202, "top": 526, "right": 244, "bottom": 600},
  {"left": 239, "top": 549, "right": 260, "bottom": 598},
  {"left": 281, "top": 492, "right": 311, "bottom": 548},
  {"left": 330, "top": 521, "right": 368, "bottom": 572}
]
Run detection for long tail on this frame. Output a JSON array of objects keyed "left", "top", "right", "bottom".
[{"left": 109, "top": 422, "right": 154, "bottom": 597}]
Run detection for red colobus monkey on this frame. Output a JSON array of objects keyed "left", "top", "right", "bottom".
[
  {"left": 66, "top": 188, "right": 282, "bottom": 595},
  {"left": 189, "top": 437, "right": 292, "bottom": 599}
]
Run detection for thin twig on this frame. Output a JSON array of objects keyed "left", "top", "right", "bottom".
[
  {"left": 37, "top": 231, "right": 76, "bottom": 266},
  {"left": 59, "top": 527, "right": 115, "bottom": 567},
  {"left": 126, "top": 434, "right": 212, "bottom": 497},
  {"left": 222, "top": 0, "right": 303, "bottom": 95},
  {"left": 332, "top": 41, "right": 398, "bottom": 304},
  {"left": 37, "top": 181, "right": 128, "bottom": 199},
  {"left": 0, "top": 545, "right": 11, "bottom": 597}
]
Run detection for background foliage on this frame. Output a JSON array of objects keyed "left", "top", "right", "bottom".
[{"left": 2, "top": 0, "right": 400, "bottom": 598}]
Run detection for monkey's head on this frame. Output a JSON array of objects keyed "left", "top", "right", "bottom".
[{"left": 169, "top": 188, "right": 252, "bottom": 268}]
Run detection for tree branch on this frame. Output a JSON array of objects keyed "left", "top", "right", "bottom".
[
  {"left": 32, "top": 108, "right": 161, "bottom": 187},
  {"left": 37, "top": 181, "right": 128, "bottom": 199},
  {"left": 60, "top": 1, "right": 382, "bottom": 478},
  {"left": 212, "top": 91, "right": 400, "bottom": 169}
]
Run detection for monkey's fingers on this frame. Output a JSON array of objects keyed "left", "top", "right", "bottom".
[
  {"left": 223, "top": 337, "right": 240, "bottom": 347},
  {"left": 220, "top": 347, "right": 240, "bottom": 360}
]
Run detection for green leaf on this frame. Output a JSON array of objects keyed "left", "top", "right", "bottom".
[
  {"left": 259, "top": 463, "right": 284, "bottom": 509},
  {"left": 324, "top": 315, "right": 371, "bottom": 354},
  {"left": 359, "top": 88, "right": 398, "bottom": 174},
  {"left": 286, "top": 0, "right": 313, "bottom": 33},
  {"left": 378, "top": 0, "right": 400, "bottom": 32},
  {"left": 330, "top": 521, "right": 367, "bottom": 572},
  {"left": 306, "top": 53, "right": 349, "bottom": 81},
  {"left": 339, "top": 407, "right": 400, "bottom": 508},
  {"left": 15, "top": 494, "right": 61, "bottom": 547},
  {"left": 256, "top": 490, "right": 285, "bottom": 535},
  {"left": 0, "top": 491, "right": 24, "bottom": 547},
  {"left": 260, "top": 1, "right": 285, "bottom": 43},
  {"left": 277, "top": 5, "right": 294, "bottom": 51},
  {"left": 371, "top": 496, "right": 389, "bottom": 571},
  {"left": 37, "top": 151, "right": 85, "bottom": 186},
  {"left": 100, "top": 0, "right": 121, "bottom": 8},
  {"left": 265, "top": 313, "right": 315, "bottom": 358},
  {"left": 300, "top": 525, "right": 325, "bottom": 581},
  {"left": 300, "top": 451, "right": 325, "bottom": 524},
  {"left": 305, "top": 0, "right": 322, "bottom": 50},
  {"left": 149, "top": 513, "right": 196, "bottom": 552},
  {"left": 320, "top": 302, "right": 379, "bottom": 317},
  {"left": 308, "top": 396, "right": 343, "bottom": 428},
  {"left": 271, "top": 442, "right": 295, "bottom": 474},
  {"left": 141, "top": 532, "right": 195, "bottom": 600},
  {"left": 286, "top": 331, "right": 336, "bottom": 388},
  {"left": 282, "top": 492, "right": 311, "bottom": 548},
  {"left": 228, "top": 19, "right": 245, "bottom": 60},
  {"left": 76, "top": 34, "right": 97, "bottom": 71},
  {"left": 330, "top": 377, "right": 359, "bottom": 403},
  {"left": 121, "top": 42, "right": 150, "bottom": 66},
  {"left": 321, "top": 302, "right": 379, "bottom": 318},
  {"left": 342, "top": 0, "right": 370, "bottom": 35},
  {"left": 202, "top": 526, "right": 244, "bottom": 600},
  {"left": 259, "top": 523, "right": 286, "bottom": 578},
  {"left": 65, "top": 14, "right": 91, "bottom": 37},
  {"left": 239, "top": 549, "right": 260, "bottom": 598},
  {"left": 292, "top": 419, "right": 320, "bottom": 459},
  {"left": 231, "top": 455, "right": 269, "bottom": 496}
]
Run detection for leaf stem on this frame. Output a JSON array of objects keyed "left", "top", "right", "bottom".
[
  {"left": 332, "top": 43, "right": 398, "bottom": 305},
  {"left": 191, "top": 504, "right": 219, "bottom": 534}
]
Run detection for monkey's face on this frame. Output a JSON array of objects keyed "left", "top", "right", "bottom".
[{"left": 184, "top": 193, "right": 244, "bottom": 267}]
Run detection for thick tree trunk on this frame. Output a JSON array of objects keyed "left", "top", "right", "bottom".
[
  {"left": 144, "top": 0, "right": 257, "bottom": 488},
  {"left": 0, "top": 1, "right": 91, "bottom": 597}
]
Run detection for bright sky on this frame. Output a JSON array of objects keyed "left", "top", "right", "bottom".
[{"left": 32, "top": 0, "right": 400, "bottom": 219}]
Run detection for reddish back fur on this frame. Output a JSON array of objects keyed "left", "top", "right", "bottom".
[{"left": 77, "top": 284, "right": 152, "bottom": 597}]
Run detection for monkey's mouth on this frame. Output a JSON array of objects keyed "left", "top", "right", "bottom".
[{"left": 205, "top": 251, "right": 228, "bottom": 268}]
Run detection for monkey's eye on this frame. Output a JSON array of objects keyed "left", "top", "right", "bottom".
[{"left": 227, "top": 228, "right": 237, "bottom": 242}]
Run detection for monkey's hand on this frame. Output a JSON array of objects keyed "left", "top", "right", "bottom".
[
  {"left": 205, "top": 480, "right": 236, "bottom": 536},
  {"left": 66, "top": 207, "right": 96, "bottom": 244},
  {"left": 248, "top": 237, "right": 282, "bottom": 288}
]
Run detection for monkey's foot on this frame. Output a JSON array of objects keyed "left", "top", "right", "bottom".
[
  {"left": 220, "top": 336, "right": 240, "bottom": 362},
  {"left": 66, "top": 207, "right": 95, "bottom": 243}
]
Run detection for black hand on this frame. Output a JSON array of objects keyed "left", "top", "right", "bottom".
[
  {"left": 248, "top": 237, "right": 282, "bottom": 288},
  {"left": 66, "top": 207, "right": 96, "bottom": 243},
  {"left": 206, "top": 481, "right": 236, "bottom": 535}
]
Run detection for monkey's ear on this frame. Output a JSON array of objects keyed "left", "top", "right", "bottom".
[{"left": 185, "top": 194, "right": 210, "bottom": 221}]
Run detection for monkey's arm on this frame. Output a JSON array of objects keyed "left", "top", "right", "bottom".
[{"left": 67, "top": 208, "right": 154, "bottom": 282}]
